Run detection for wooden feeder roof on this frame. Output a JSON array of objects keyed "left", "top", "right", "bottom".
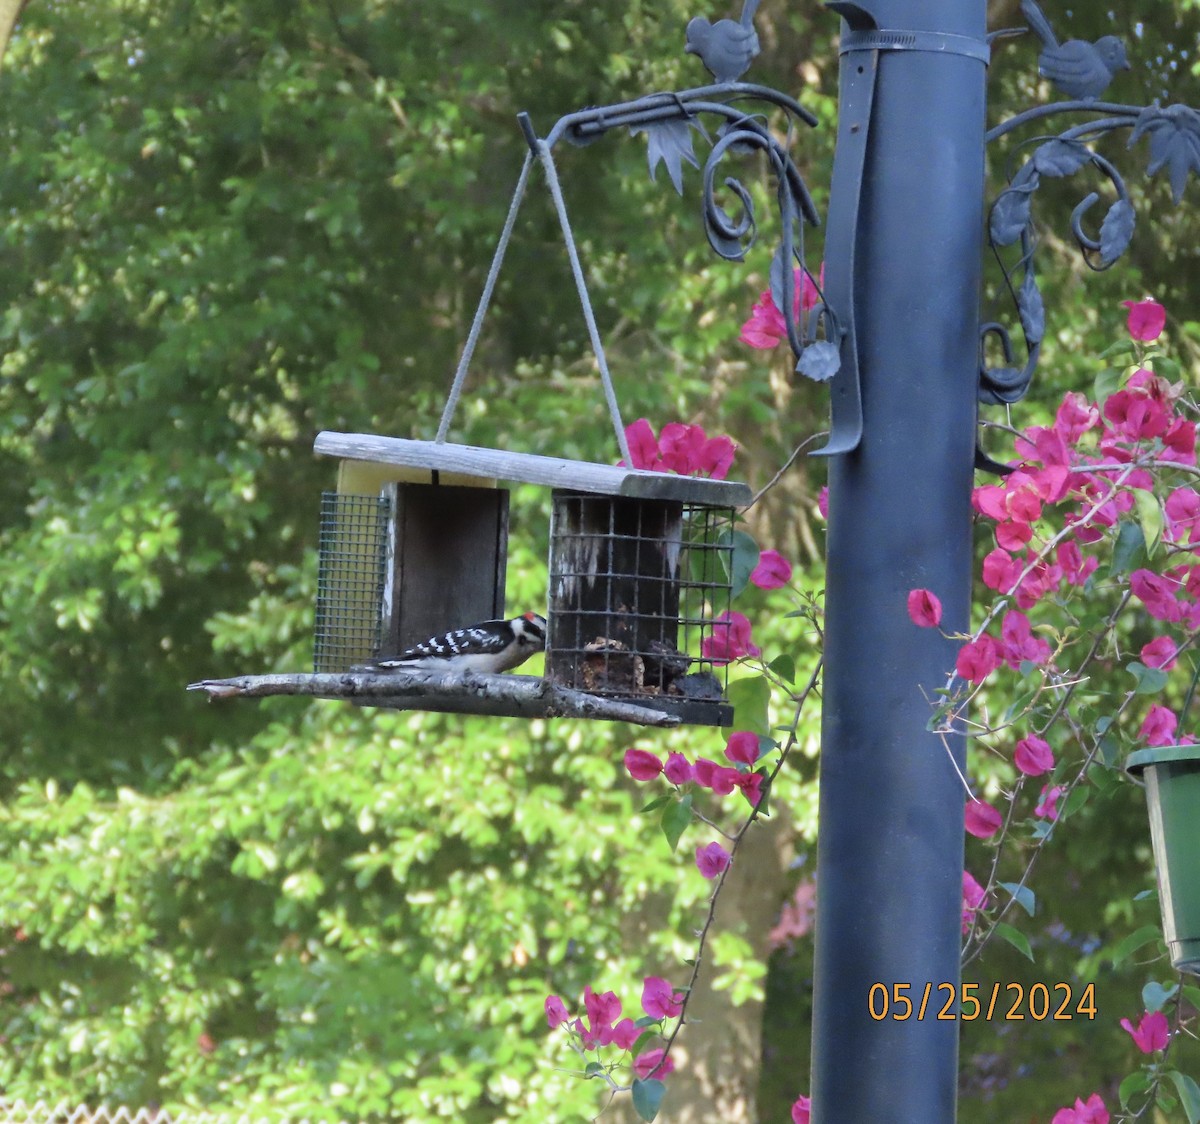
[{"left": 315, "top": 432, "right": 753, "bottom": 507}]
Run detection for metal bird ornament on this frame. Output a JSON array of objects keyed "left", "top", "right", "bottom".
[
  {"left": 685, "top": 0, "right": 762, "bottom": 84},
  {"left": 1020, "top": 0, "right": 1130, "bottom": 101}
]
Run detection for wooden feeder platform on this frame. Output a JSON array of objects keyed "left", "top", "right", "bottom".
[{"left": 313, "top": 432, "right": 752, "bottom": 506}]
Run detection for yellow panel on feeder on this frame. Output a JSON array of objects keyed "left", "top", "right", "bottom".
[{"left": 336, "top": 459, "right": 496, "bottom": 496}]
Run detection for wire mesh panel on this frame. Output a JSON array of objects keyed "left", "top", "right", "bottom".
[
  {"left": 314, "top": 491, "right": 391, "bottom": 673},
  {"left": 547, "top": 491, "right": 735, "bottom": 724}
]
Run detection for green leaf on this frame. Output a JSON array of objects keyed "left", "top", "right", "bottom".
[
  {"left": 1168, "top": 1070, "right": 1200, "bottom": 1124},
  {"left": 1059, "top": 785, "right": 1090, "bottom": 820},
  {"left": 994, "top": 921, "right": 1033, "bottom": 961},
  {"left": 1110, "top": 519, "right": 1147, "bottom": 577},
  {"left": 1119, "top": 1070, "right": 1154, "bottom": 1107},
  {"left": 1134, "top": 888, "right": 1158, "bottom": 902},
  {"left": 1143, "top": 979, "right": 1179, "bottom": 1012},
  {"left": 727, "top": 675, "right": 771, "bottom": 736},
  {"left": 1182, "top": 984, "right": 1200, "bottom": 1011},
  {"left": 1093, "top": 366, "right": 1125, "bottom": 400},
  {"left": 1087, "top": 762, "right": 1122, "bottom": 796},
  {"left": 768, "top": 654, "right": 796, "bottom": 683},
  {"left": 632, "top": 1078, "right": 667, "bottom": 1122},
  {"left": 722, "top": 530, "right": 760, "bottom": 601},
  {"left": 1133, "top": 489, "right": 1165, "bottom": 556},
  {"left": 1128, "top": 660, "right": 1169, "bottom": 695},
  {"left": 998, "top": 881, "right": 1036, "bottom": 917},
  {"left": 660, "top": 795, "right": 693, "bottom": 853},
  {"left": 1155, "top": 356, "right": 1183, "bottom": 381},
  {"left": 639, "top": 795, "right": 671, "bottom": 815},
  {"left": 1111, "top": 925, "right": 1163, "bottom": 967},
  {"left": 1099, "top": 339, "right": 1138, "bottom": 361},
  {"left": 585, "top": 1061, "right": 606, "bottom": 1078}
]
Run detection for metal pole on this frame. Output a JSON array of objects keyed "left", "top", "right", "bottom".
[{"left": 811, "top": 1, "right": 986, "bottom": 1120}]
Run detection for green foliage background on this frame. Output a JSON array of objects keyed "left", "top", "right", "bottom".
[{"left": 0, "top": 0, "right": 1199, "bottom": 1120}]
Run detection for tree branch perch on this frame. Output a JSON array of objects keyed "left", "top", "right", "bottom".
[{"left": 187, "top": 669, "right": 683, "bottom": 727}]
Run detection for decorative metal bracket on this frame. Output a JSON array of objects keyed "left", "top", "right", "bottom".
[
  {"left": 520, "top": 79, "right": 837, "bottom": 382},
  {"left": 980, "top": 0, "right": 1200, "bottom": 444}
]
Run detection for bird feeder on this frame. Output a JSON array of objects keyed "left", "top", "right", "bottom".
[
  {"left": 1126, "top": 744, "right": 1200, "bottom": 975},
  {"left": 309, "top": 431, "right": 751, "bottom": 727}
]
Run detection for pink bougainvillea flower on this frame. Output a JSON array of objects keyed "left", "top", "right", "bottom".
[
  {"left": 584, "top": 985, "right": 621, "bottom": 1030},
  {"left": 965, "top": 799, "right": 1003, "bottom": 839},
  {"left": 1162, "top": 417, "right": 1198, "bottom": 466},
  {"left": 642, "top": 976, "right": 686, "bottom": 1021},
  {"left": 962, "top": 870, "right": 988, "bottom": 935},
  {"left": 695, "top": 763, "right": 739, "bottom": 796},
  {"left": 698, "top": 434, "right": 737, "bottom": 480},
  {"left": 1000, "top": 610, "right": 1052, "bottom": 669},
  {"left": 1015, "top": 558, "right": 1064, "bottom": 611},
  {"left": 701, "top": 610, "right": 761, "bottom": 664},
  {"left": 545, "top": 995, "right": 570, "bottom": 1029},
  {"left": 624, "top": 748, "right": 663, "bottom": 782},
  {"left": 956, "top": 635, "right": 1003, "bottom": 683},
  {"left": 705, "top": 762, "right": 734, "bottom": 796},
  {"left": 609, "top": 1017, "right": 639, "bottom": 1051},
  {"left": 1140, "top": 703, "right": 1179, "bottom": 747},
  {"left": 768, "top": 880, "right": 816, "bottom": 950},
  {"left": 663, "top": 752, "right": 693, "bottom": 786},
  {"left": 623, "top": 418, "right": 662, "bottom": 470},
  {"left": 1165, "top": 487, "right": 1200, "bottom": 543},
  {"left": 634, "top": 1047, "right": 676, "bottom": 1080},
  {"left": 996, "top": 520, "right": 1034, "bottom": 551},
  {"left": 1052, "top": 1092, "right": 1110, "bottom": 1124},
  {"left": 750, "top": 548, "right": 793, "bottom": 590},
  {"left": 1141, "top": 636, "right": 1179, "bottom": 671},
  {"left": 696, "top": 841, "right": 732, "bottom": 879},
  {"left": 1104, "top": 389, "right": 1170, "bottom": 442},
  {"left": 1055, "top": 391, "right": 1100, "bottom": 443},
  {"left": 740, "top": 289, "right": 790, "bottom": 349},
  {"left": 1056, "top": 540, "right": 1098, "bottom": 587},
  {"left": 907, "top": 588, "right": 943, "bottom": 628},
  {"left": 739, "top": 267, "right": 823, "bottom": 349},
  {"left": 657, "top": 423, "right": 706, "bottom": 475},
  {"left": 724, "top": 731, "right": 761, "bottom": 766},
  {"left": 791, "top": 1095, "right": 812, "bottom": 1124},
  {"left": 982, "top": 548, "right": 1022, "bottom": 593},
  {"left": 1130, "top": 569, "right": 1184, "bottom": 622},
  {"left": 692, "top": 758, "right": 718, "bottom": 789},
  {"left": 1035, "top": 784, "right": 1064, "bottom": 821},
  {"left": 622, "top": 418, "right": 736, "bottom": 478},
  {"left": 1014, "top": 734, "right": 1055, "bottom": 777},
  {"left": 1015, "top": 424, "right": 1072, "bottom": 468},
  {"left": 1120, "top": 1009, "right": 1170, "bottom": 1054},
  {"left": 1123, "top": 298, "right": 1166, "bottom": 342},
  {"left": 735, "top": 771, "right": 765, "bottom": 808}
]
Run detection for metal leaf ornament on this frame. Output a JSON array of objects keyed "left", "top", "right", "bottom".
[
  {"left": 632, "top": 118, "right": 708, "bottom": 195},
  {"left": 1129, "top": 103, "right": 1200, "bottom": 204}
]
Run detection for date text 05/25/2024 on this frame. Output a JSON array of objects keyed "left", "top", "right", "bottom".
[{"left": 868, "top": 982, "right": 1097, "bottom": 1022}]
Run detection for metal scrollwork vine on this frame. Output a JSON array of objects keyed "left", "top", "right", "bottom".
[
  {"left": 982, "top": 0, "right": 1200, "bottom": 414},
  {"left": 526, "top": 7, "right": 838, "bottom": 383}
]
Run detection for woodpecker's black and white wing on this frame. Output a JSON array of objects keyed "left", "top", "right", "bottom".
[{"left": 369, "top": 612, "right": 547, "bottom": 675}]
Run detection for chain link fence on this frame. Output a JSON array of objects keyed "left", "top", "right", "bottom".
[{"left": 0, "top": 1104, "right": 340, "bottom": 1124}]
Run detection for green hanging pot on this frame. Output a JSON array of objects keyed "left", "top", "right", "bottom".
[{"left": 1127, "top": 744, "right": 1200, "bottom": 976}]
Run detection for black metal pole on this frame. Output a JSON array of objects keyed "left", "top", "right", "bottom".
[{"left": 811, "top": 1, "right": 986, "bottom": 1120}]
